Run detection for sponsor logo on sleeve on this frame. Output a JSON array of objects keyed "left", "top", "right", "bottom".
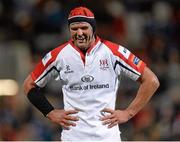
[
  {"left": 118, "top": 46, "right": 130, "bottom": 59},
  {"left": 42, "top": 52, "right": 52, "bottom": 66},
  {"left": 133, "top": 56, "right": 140, "bottom": 65}
]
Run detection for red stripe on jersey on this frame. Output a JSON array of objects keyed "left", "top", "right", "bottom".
[
  {"left": 102, "top": 40, "right": 127, "bottom": 61},
  {"left": 128, "top": 53, "right": 146, "bottom": 74},
  {"left": 103, "top": 40, "right": 146, "bottom": 74},
  {"left": 138, "top": 61, "right": 146, "bottom": 73},
  {"left": 69, "top": 40, "right": 85, "bottom": 64},
  {"left": 31, "top": 42, "right": 68, "bottom": 81},
  {"left": 128, "top": 53, "right": 139, "bottom": 71},
  {"left": 87, "top": 36, "right": 100, "bottom": 54},
  {"left": 69, "top": 37, "right": 100, "bottom": 65}
]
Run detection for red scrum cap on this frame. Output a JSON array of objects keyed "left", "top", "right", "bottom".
[{"left": 68, "top": 7, "right": 96, "bottom": 33}]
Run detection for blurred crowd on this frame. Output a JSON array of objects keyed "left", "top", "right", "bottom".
[{"left": 0, "top": 0, "right": 179, "bottom": 141}]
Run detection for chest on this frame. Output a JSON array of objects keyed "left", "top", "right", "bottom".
[{"left": 58, "top": 47, "right": 115, "bottom": 85}]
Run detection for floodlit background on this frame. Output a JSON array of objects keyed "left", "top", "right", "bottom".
[{"left": 0, "top": 0, "right": 179, "bottom": 140}]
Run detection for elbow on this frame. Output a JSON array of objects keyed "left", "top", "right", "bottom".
[
  {"left": 141, "top": 67, "right": 160, "bottom": 92},
  {"left": 23, "top": 75, "right": 35, "bottom": 96},
  {"left": 23, "top": 79, "right": 28, "bottom": 96},
  {"left": 151, "top": 75, "right": 160, "bottom": 90}
]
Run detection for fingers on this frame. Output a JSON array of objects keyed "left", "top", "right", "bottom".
[
  {"left": 102, "top": 108, "right": 114, "bottom": 114},
  {"left": 100, "top": 108, "right": 118, "bottom": 128},
  {"left": 101, "top": 117, "right": 118, "bottom": 128},
  {"left": 65, "top": 109, "right": 79, "bottom": 115},
  {"left": 108, "top": 121, "right": 118, "bottom": 128},
  {"left": 102, "top": 118, "right": 116, "bottom": 125},
  {"left": 64, "top": 115, "right": 79, "bottom": 121},
  {"left": 62, "top": 119, "right": 77, "bottom": 127},
  {"left": 100, "top": 114, "right": 114, "bottom": 121},
  {"left": 60, "top": 118, "right": 78, "bottom": 130},
  {"left": 64, "top": 109, "right": 79, "bottom": 121},
  {"left": 100, "top": 108, "right": 114, "bottom": 121},
  {"left": 61, "top": 123, "right": 70, "bottom": 130},
  {"left": 61, "top": 109, "right": 79, "bottom": 130},
  {"left": 48, "top": 109, "right": 80, "bottom": 130}
]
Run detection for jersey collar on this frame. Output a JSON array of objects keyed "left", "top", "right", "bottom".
[{"left": 69, "top": 36, "right": 100, "bottom": 55}]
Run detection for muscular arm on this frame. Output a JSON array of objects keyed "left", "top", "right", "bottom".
[
  {"left": 126, "top": 66, "right": 160, "bottom": 118},
  {"left": 23, "top": 75, "right": 55, "bottom": 116},
  {"left": 101, "top": 66, "right": 160, "bottom": 128},
  {"left": 23, "top": 75, "right": 79, "bottom": 129},
  {"left": 23, "top": 75, "right": 36, "bottom": 95}
]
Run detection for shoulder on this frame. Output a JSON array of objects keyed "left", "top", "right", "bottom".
[
  {"left": 100, "top": 38, "right": 132, "bottom": 62},
  {"left": 51, "top": 41, "right": 69, "bottom": 57},
  {"left": 42, "top": 41, "right": 69, "bottom": 66},
  {"left": 101, "top": 39, "right": 126, "bottom": 57},
  {"left": 101, "top": 39, "right": 119, "bottom": 51}
]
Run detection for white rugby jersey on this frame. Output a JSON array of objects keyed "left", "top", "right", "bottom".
[{"left": 31, "top": 36, "right": 146, "bottom": 141}]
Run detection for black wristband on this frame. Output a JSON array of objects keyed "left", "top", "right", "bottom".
[{"left": 27, "top": 87, "right": 54, "bottom": 116}]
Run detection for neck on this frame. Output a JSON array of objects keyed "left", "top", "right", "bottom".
[
  {"left": 80, "top": 48, "right": 87, "bottom": 55},
  {"left": 89, "top": 35, "right": 96, "bottom": 47},
  {"left": 80, "top": 35, "right": 96, "bottom": 55}
]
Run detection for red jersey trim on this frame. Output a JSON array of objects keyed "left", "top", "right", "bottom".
[
  {"left": 69, "top": 40, "right": 85, "bottom": 64},
  {"left": 102, "top": 39, "right": 146, "bottom": 74},
  {"left": 69, "top": 36, "right": 100, "bottom": 64},
  {"left": 87, "top": 36, "right": 100, "bottom": 54},
  {"left": 31, "top": 42, "right": 68, "bottom": 81}
]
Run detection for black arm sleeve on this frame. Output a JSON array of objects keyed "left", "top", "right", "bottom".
[{"left": 27, "top": 87, "right": 54, "bottom": 116}]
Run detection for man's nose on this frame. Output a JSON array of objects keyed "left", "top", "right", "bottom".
[{"left": 77, "top": 29, "right": 83, "bottom": 36}]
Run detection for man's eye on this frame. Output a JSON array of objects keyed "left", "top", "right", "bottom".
[
  {"left": 71, "top": 28, "right": 78, "bottom": 31},
  {"left": 81, "top": 27, "right": 88, "bottom": 30}
]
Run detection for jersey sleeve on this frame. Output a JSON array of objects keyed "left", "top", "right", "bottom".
[
  {"left": 114, "top": 45, "right": 146, "bottom": 81},
  {"left": 31, "top": 51, "right": 60, "bottom": 88}
]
